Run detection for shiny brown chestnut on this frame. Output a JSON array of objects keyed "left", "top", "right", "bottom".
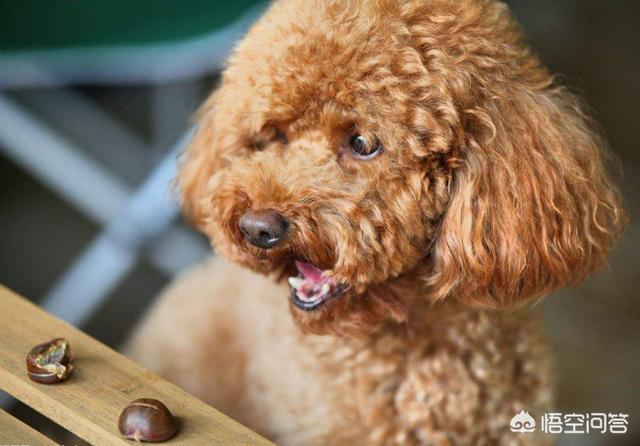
[
  {"left": 26, "top": 338, "right": 73, "bottom": 384},
  {"left": 118, "top": 398, "right": 178, "bottom": 442}
]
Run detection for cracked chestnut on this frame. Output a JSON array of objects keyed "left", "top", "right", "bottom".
[
  {"left": 118, "top": 398, "right": 178, "bottom": 442},
  {"left": 26, "top": 338, "right": 73, "bottom": 384}
]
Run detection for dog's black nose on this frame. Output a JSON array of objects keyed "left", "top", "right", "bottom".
[{"left": 239, "top": 209, "right": 289, "bottom": 249}]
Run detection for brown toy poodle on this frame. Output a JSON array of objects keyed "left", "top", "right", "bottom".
[{"left": 127, "top": 0, "right": 625, "bottom": 444}]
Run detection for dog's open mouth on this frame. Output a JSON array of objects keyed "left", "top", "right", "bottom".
[{"left": 288, "top": 261, "right": 342, "bottom": 311}]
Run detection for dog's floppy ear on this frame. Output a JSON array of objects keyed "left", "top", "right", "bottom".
[
  {"left": 179, "top": 87, "right": 247, "bottom": 229},
  {"left": 179, "top": 94, "right": 218, "bottom": 228},
  {"left": 427, "top": 85, "right": 625, "bottom": 307}
]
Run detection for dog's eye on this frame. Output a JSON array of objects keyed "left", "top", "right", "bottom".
[
  {"left": 251, "top": 128, "right": 288, "bottom": 150},
  {"left": 276, "top": 130, "right": 288, "bottom": 145},
  {"left": 349, "top": 134, "right": 382, "bottom": 159},
  {"left": 276, "top": 130, "right": 289, "bottom": 146}
]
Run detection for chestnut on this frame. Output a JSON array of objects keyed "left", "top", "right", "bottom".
[
  {"left": 26, "top": 338, "right": 73, "bottom": 384},
  {"left": 118, "top": 398, "right": 178, "bottom": 442}
]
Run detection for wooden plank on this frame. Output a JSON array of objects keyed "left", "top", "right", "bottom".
[
  {"left": 0, "top": 408, "right": 58, "bottom": 445},
  {"left": 0, "top": 286, "right": 274, "bottom": 446}
]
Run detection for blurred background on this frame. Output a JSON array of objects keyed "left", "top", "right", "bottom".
[{"left": 0, "top": 1, "right": 638, "bottom": 445}]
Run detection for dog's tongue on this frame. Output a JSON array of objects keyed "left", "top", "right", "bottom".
[
  {"left": 294, "top": 261, "right": 323, "bottom": 283},
  {"left": 289, "top": 260, "right": 339, "bottom": 307}
]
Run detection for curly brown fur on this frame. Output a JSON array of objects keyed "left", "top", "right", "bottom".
[
  {"left": 128, "top": 258, "right": 553, "bottom": 445},
  {"left": 128, "top": 0, "right": 625, "bottom": 445}
]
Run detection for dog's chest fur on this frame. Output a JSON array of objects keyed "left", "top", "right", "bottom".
[
  {"left": 128, "top": 258, "right": 552, "bottom": 446},
  {"left": 248, "top": 296, "right": 552, "bottom": 446}
]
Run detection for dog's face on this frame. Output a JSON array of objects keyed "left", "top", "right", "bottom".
[{"left": 180, "top": 0, "right": 623, "bottom": 335}]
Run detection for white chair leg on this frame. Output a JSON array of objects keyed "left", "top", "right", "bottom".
[
  {"left": 0, "top": 93, "right": 128, "bottom": 223},
  {"left": 40, "top": 133, "right": 192, "bottom": 327},
  {"left": 0, "top": 92, "right": 208, "bottom": 276}
]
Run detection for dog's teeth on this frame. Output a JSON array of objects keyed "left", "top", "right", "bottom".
[
  {"left": 288, "top": 277, "right": 305, "bottom": 290},
  {"left": 321, "top": 283, "right": 331, "bottom": 295}
]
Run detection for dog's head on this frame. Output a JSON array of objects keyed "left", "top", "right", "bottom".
[{"left": 180, "top": 0, "right": 624, "bottom": 335}]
